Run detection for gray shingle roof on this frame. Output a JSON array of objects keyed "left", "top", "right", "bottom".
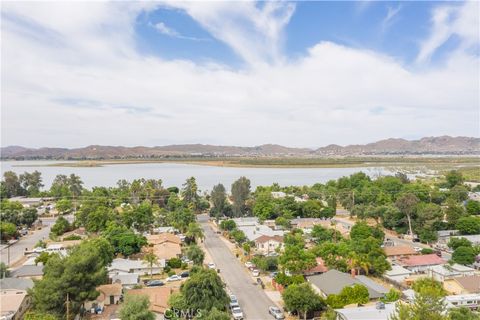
[
  {"left": 307, "top": 269, "right": 387, "bottom": 299},
  {"left": 10, "top": 265, "right": 44, "bottom": 278},
  {"left": 0, "top": 278, "right": 34, "bottom": 290}
]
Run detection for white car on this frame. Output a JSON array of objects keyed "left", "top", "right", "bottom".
[
  {"left": 245, "top": 261, "right": 254, "bottom": 268},
  {"left": 269, "top": 306, "right": 285, "bottom": 319},
  {"left": 252, "top": 269, "right": 260, "bottom": 277},
  {"left": 413, "top": 246, "right": 422, "bottom": 252},
  {"left": 231, "top": 307, "right": 244, "bottom": 320},
  {"left": 166, "top": 275, "right": 182, "bottom": 282},
  {"left": 208, "top": 263, "right": 216, "bottom": 269},
  {"left": 33, "top": 247, "right": 45, "bottom": 253}
]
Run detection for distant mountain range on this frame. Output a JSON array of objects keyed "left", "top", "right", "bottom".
[{"left": 1, "top": 136, "right": 479, "bottom": 160}]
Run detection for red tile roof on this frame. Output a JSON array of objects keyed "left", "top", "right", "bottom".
[
  {"left": 384, "top": 246, "right": 417, "bottom": 257},
  {"left": 304, "top": 257, "right": 328, "bottom": 275},
  {"left": 398, "top": 254, "right": 445, "bottom": 267}
]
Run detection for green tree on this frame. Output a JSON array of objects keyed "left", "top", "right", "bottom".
[
  {"left": 253, "top": 191, "right": 276, "bottom": 220},
  {"left": 445, "top": 170, "right": 464, "bottom": 188},
  {"left": 122, "top": 201, "right": 154, "bottom": 232},
  {"left": 282, "top": 283, "right": 325, "bottom": 320},
  {"left": 0, "top": 262, "right": 10, "bottom": 278},
  {"left": 24, "top": 312, "right": 58, "bottom": 320},
  {"left": 50, "top": 216, "right": 70, "bottom": 237},
  {"left": 456, "top": 216, "right": 480, "bottom": 235},
  {"left": 21, "top": 208, "right": 39, "bottom": 227},
  {"left": 381, "top": 288, "right": 401, "bottom": 302},
  {"left": 466, "top": 200, "right": 480, "bottom": 215},
  {"left": 30, "top": 240, "right": 112, "bottom": 316},
  {"left": 19, "top": 171, "right": 43, "bottom": 196},
  {"left": 2, "top": 171, "right": 23, "bottom": 197},
  {"left": 35, "top": 252, "right": 54, "bottom": 266},
  {"left": 55, "top": 199, "right": 72, "bottom": 214},
  {"left": 202, "top": 307, "right": 231, "bottom": 320},
  {"left": 219, "top": 219, "right": 236, "bottom": 231},
  {"left": 0, "top": 222, "right": 17, "bottom": 240},
  {"left": 119, "top": 294, "right": 155, "bottom": 320},
  {"left": 395, "top": 193, "right": 419, "bottom": 237},
  {"left": 452, "top": 246, "right": 476, "bottom": 265},
  {"left": 185, "top": 222, "right": 204, "bottom": 244},
  {"left": 179, "top": 268, "right": 229, "bottom": 312},
  {"left": 103, "top": 223, "right": 147, "bottom": 257},
  {"left": 231, "top": 177, "right": 251, "bottom": 216},
  {"left": 143, "top": 252, "right": 160, "bottom": 279},
  {"left": 210, "top": 184, "right": 227, "bottom": 216},
  {"left": 448, "top": 307, "right": 479, "bottom": 320},
  {"left": 182, "top": 177, "right": 200, "bottom": 211},
  {"left": 447, "top": 237, "right": 472, "bottom": 250},
  {"left": 186, "top": 244, "right": 205, "bottom": 265},
  {"left": 279, "top": 245, "right": 316, "bottom": 274}
]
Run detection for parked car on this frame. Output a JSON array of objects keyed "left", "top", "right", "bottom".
[
  {"left": 245, "top": 261, "right": 254, "bottom": 268},
  {"left": 208, "top": 263, "right": 216, "bottom": 269},
  {"left": 32, "top": 247, "right": 45, "bottom": 253},
  {"left": 269, "top": 271, "right": 278, "bottom": 278},
  {"left": 166, "top": 275, "right": 182, "bottom": 282},
  {"left": 252, "top": 269, "right": 260, "bottom": 277},
  {"left": 230, "top": 295, "right": 239, "bottom": 308},
  {"left": 231, "top": 307, "right": 244, "bottom": 320},
  {"left": 413, "top": 246, "right": 422, "bottom": 252},
  {"left": 180, "top": 271, "right": 190, "bottom": 278},
  {"left": 146, "top": 280, "right": 164, "bottom": 287},
  {"left": 269, "top": 306, "right": 285, "bottom": 319}
]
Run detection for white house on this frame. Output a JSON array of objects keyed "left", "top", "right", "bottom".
[
  {"left": 428, "top": 264, "right": 476, "bottom": 282},
  {"left": 384, "top": 265, "right": 413, "bottom": 284},
  {"left": 111, "top": 273, "right": 140, "bottom": 288},
  {"left": 445, "top": 293, "right": 480, "bottom": 309},
  {"left": 254, "top": 235, "right": 284, "bottom": 254},
  {"left": 108, "top": 258, "right": 163, "bottom": 277}
]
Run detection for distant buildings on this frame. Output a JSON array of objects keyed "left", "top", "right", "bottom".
[
  {"left": 335, "top": 302, "right": 397, "bottom": 320},
  {"left": 254, "top": 235, "right": 284, "bottom": 254},
  {"left": 396, "top": 254, "right": 446, "bottom": 273},
  {"left": 0, "top": 289, "right": 30, "bottom": 320}
]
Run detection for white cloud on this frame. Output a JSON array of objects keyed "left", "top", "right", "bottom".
[
  {"left": 417, "top": 1, "right": 479, "bottom": 63},
  {"left": 153, "top": 21, "right": 209, "bottom": 41},
  {"left": 382, "top": 4, "right": 402, "bottom": 31},
  {"left": 0, "top": 2, "right": 478, "bottom": 149}
]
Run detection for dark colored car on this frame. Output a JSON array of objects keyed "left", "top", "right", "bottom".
[
  {"left": 180, "top": 271, "right": 190, "bottom": 278},
  {"left": 146, "top": 280, "right": 164, "bottom": 287}
]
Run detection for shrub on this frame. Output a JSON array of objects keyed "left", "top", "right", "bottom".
[{"left": 167, "top": 258, "right": 182, "bottom": 269}]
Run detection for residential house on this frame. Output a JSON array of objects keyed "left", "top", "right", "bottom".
[
  {"left": 111, "top": 273, "right": 140, "bottom": 288},
  {"left": 0, "top": 289, "right": 30, "bottom": 320},
  {"left": 85, "top": 283, "right": 123, "bottom": 311},
  {"left": 9, "top": 197, "right": 43, "bottom": 208},
  {"left": 384, "top": 265, "right": 412, "bottom": 284},
  {"left": 0, "top": 278, "right": 33, "bottom": 291},
  {"left": 127, "top": 287, "right": 178, "bottom": 315},
  {"left": 304, "top": 258, "right": 329, "bottom": 276},
  {"left": 151, "top": 242, "right": 182, "bottom": 261},
  {"left": 152, "top": 226, "right": 176, "bottom": 234},
  {"left": 384, "top": 246, "right": 417, "bottom": 260},
  {"left": 445, "top": 293, "right": 480, "bottom": 310},
  {"left": 271, "top": 191, "right": 286, "bottom": 199},
  {"left": 254, "top": 235, "right": 284, "bottom": 254},
  {"left": 232, "top": 217, "right": 259, "bottom": 227},
  {"left": 9, "top": 265, "right": 44, "bottom": 280},
  {"left": 444, "top": 275, "right": 480, "bottom": 295},
  {"left": 428, "top": 264, "right": 476, "bottom": 282},
  {"left": 437, "top": 230, "right": 459, "bottom": 245},
  {"left": 307, "top": 269, "right": 388, "bottom": 300},
  {"left": 147, "top": 233, "right": 181, "bottom": 245},
  {"left": 335, "top": 302, "right": 397, "bottom": 320},
  {"left": 396, "top": 254, "right": 446, "bottom": 273},
  {"left": 237, "top": 224, "right": 285, "bottom": 242},
  {"left": 108, "top": 258, "right": 163, "bottom": 277}
]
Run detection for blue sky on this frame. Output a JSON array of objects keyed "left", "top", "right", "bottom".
[
  {"left": 133, "top": 2, "right": 472, "bottom": 67},
  {"left": 1, "top": 1, "right": 479, "bottom": 148}
]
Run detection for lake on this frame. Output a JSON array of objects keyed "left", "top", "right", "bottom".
[{"left": 0, "top": 161, "right": 396, "bottom": 192}]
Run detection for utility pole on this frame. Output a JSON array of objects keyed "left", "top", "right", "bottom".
[
  {"left": 352, "top": 190, "right": 355, "bottom": 207},
  {"left": 66, "top": 293, "right": 70, "bottom": 320}
]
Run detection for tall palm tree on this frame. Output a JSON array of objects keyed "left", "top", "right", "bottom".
[
  {"left": 143, "top": 252, "right": 159, "bottom": 279},
  {"left": 186, "top": 222, "right": 204, "bottom": 244}
]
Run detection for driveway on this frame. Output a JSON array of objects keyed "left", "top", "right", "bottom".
[{"left": 199, "top": 215, "right": 276, "bottom": 320}]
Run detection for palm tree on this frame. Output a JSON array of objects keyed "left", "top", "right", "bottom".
[
  {"left": 348, "top": 253, "right": 371, "bottom": 276},
  {"left": 186, "top": 222, "right": 204, "bottom": 244},
  {"left": 143, "top": 252, "right": 159, "bottom": 279}
]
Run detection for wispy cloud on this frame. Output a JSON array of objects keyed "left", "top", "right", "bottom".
[
  {"left": 1, "top": 2, "right": 478, "bottom": 148},
  {"left": 417, "top": 2, "right": 479, "bottom": 63},
  {"left": 381, "top": 4, "right": 402, "bottom": 32},
  {"left": 152, "top": 21, "right": 209, "bottom": 41}
]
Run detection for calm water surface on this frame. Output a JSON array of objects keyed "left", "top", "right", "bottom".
[{"left": 0, "top": 161, "right": 395, "bottom": 192}]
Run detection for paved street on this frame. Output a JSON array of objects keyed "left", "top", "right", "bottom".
[
  {"left": 0, "top": 215, "right": 70, "bottom": 266},
  {"left": 199, "top": 215, "right": 275, "bottom": 320}
]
